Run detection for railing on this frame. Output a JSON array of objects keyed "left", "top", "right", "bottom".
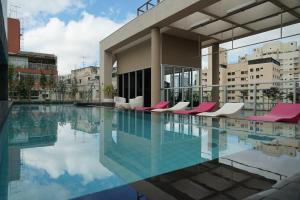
[
  {"left": 220, "top": 157, "right": 288, "bottom": 181},
  {"left": 137, "top": 0, "right": 159, "bottom": 16},
  {"left": 161, "top": 79, "right": 300, "bottom": 115}
]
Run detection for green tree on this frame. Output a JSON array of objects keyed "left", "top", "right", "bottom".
[
  {"left": 8, "top": 65, "right": 16, "bottom": 99},
  {"left": 25, "top": 76, "right": 35, "bottom": 100},
  {"left": 57, "top": 80, "right": 67, "bottom": 101},
  {"left": 70, "top": 77, "right": 78, "bottom": 100},
  {"left": 48, "top": 74, "right": 57, "bottom": 100},
  {"left": 40, "top": 73, "right": 48, "bottom": 100},
  {"left": 40, "top": 73, "right": 48, "bottom": 89},
  {"left": 16, "top": 77, "right": 27, "bottom": 100}
]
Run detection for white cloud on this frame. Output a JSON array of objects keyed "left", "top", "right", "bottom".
[
  {"left": 9, "top": 0, "right": 85, "bottom": 17},
  {"left": 9, "top": 0, "right": 85, "bottom": 28},
  {"left": 23, "top": 123, "right": 113, "bottom": 185},
  {"left": 23, "top": 12, "right": 129, "bottom": 75}
]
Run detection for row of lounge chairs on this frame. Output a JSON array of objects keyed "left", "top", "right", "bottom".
[{"left": 114, "top": 97, "right": 300, "bottom": 124}]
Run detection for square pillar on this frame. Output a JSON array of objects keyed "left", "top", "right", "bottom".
[
  {"left": 151, "top": 28, "right": 161, "bottom": 105},
  {"left": 100, "top": 50, "right": 114, "bottom": 101},
  {"left": 211, "top": 44, "right": 220, "bottom": 103}
]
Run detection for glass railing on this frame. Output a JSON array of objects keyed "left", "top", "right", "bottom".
[{"left": 161, "top": 80, "right": 300, "bottom": 114}]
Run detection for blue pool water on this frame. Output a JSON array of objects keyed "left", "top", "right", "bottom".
[{"left": 0, "top": 105, "right": 299, "bottom": 200}]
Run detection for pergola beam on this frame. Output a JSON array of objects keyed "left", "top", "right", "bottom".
[
  {"left": 189, "top": 0, "right": 268, "bottom": 31},
  {"left": 207, "top": 5, "right": 300, "bottom": 38},
  {"left": 269, "top": 0, "right": 300, "bottom": 19}
]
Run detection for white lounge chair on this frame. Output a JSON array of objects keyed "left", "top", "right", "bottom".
[
  {"left": 152, "top": 102, "right": 190, "bottom": 113},
  {"left": 197, "top": 103, "right": 244, "bottom": 118},
  {"left": 120, "top": 96, "right": 144, "bottom": 109},
  {"left": 114, "top": 97, "right": 126, "bottom": 108}
]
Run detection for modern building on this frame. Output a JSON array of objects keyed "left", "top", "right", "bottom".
[
  {"left": 7, "top": 17, "right": 58, "bottom": 100},
  {"left": 0, "top": 0, "right": 8, "bottom": 101},
  {"left": 99, "top": 0, "right": 300, "bottom": 107}
]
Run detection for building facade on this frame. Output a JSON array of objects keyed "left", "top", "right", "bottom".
[
  {"left": 202, "top": 58, "right": 281, "bottom": 107},
  {"left": 9, "top": 51, "right": 58, "bottom": 100},
  {"left": 72, "top": 66, "right": 100, "bottom": 102},
  {"left": 240, "top": 41, "right": 300, "bottom": 89},
  {"left": 7, "top": 17, "right": 58, "bottom": 100}
]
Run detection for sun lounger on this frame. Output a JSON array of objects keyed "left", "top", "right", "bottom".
[
  {"left": 197, "top": 103, "right": 244, "bottom": 118},
  {"left": 152, "top": 102, "right": 190, "bottom": 113},
  {"left": 247, "top": 103, "right": 300, "bottom": 124},
  {"left": 136, "top": 101, "right": 169, "bottom": 111},
  {"left": 119, "top": 96, "right": 144, "bottom": 109},
  {"left": 114, "top": 97, "right": 126, "bottom": 108},
  {"left": 173, "top": 102, "right": 217, "bottom": 115}
]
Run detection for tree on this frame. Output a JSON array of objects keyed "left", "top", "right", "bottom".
[
  {"left": 48, "top": 74, "right": 57, "bottom": 100},
  {"left": 263, "top": 87, "right": 283, "bottom": 110},
  {"left": 57, "top": 80, "right": 67, "bottom": 101},
  {"left": 239, "top": 90, "right": 248, "bottom": 103},
  {"left": 25, "top": 76, "right": 35, "bottom": 100},
  {"left": 40, "top": 73, "right": 48, "bottom": 100},
  {"left": 16, "top": 77, "right": 27, "bottom": 100},
  {"left": 40, "top": 73, "right": 47, "bottom": 90},
  {"left": 8, "top": 65, "right": 16, "bottom": 99},
  {"left": 70, "top": 77, "right": 78, "bottom": 101}
]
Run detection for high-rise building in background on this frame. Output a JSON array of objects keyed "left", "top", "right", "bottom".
[
  {"left": 201, "top": 41, "right": 300, "bottom": 105},
  {"left": 240, "top": 41, "right": 300, "bottom": 89}
]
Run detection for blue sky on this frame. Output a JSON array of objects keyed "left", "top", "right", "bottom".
[{"left": 55, "top": 0, "right": 146, "bottom": 23}]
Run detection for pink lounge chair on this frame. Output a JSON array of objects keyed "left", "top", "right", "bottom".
[
  {"left": 135, "top": 101, "right": 169, "bottom": 111},
  {"left": 247, "top": 103, "right": 300, "bottom": 124},
  {"left": 173, "top": 102, "right": 217, "bottom": 115}
]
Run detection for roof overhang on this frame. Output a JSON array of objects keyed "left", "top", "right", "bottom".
[{"left": 101, "top": 0, "right": 300, "bottom": 53}]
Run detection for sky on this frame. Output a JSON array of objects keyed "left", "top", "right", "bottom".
[{"left": 7, "top": 0, "right": 300, "bottom": 75}]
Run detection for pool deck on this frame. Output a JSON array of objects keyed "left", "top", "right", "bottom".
[{"left": 246, "top": 172, "right": 300, "bottom": 200}]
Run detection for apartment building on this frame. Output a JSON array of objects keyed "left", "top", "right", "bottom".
[
  {"left": 71, "top": 66, "right": 100, "bottom": 101},
  {"left": 202, "top": 57, "right": 281, "bottom": 104},
  {"left": 243, "top": 41, "right": 300, "bottom": 80},
  {"left": 0, "top": 0, "right": 7, "bottom": 100},
  {"left": 7, "top": 17, "right": 58, "bottom": 100},
  {"left": 9, "top": 51, "right": 58, "bottom": 99}
]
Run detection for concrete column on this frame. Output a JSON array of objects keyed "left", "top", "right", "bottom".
[
  {"left": 100, "top": 50, "right": 114, "bottom": 101},
  {"left": 151, "top": 28, "right": 161, "bottom": 105},
  {"left": 211, "top": 44, "right": 220, "bottom": 103}
]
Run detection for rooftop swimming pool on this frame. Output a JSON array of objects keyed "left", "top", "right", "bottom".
[{"left": 0, "top": 105, "right": 299, "bottom": 200}]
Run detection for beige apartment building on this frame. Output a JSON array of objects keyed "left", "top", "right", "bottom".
[
  {"left": 72, "top": 66, "right": 100, "bottom": 101},
  {"left": 202, "top": 57, "right": 281, "bottom": 105},
  {"left": 241, "top": 41, "right": 300, "bottom": 82},
  {"left": 100, "top": 0, "right": 300, "bottom": 106}
]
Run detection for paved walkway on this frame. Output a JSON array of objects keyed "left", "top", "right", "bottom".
[{"left": 245, "top": 172, "right": 300, "bottom": 200}]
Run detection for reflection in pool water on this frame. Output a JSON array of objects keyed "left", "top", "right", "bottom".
[{"left": 0, "top": 105, "right": 299, "bottom": 200}]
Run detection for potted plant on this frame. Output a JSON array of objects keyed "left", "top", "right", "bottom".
[{"left": 103, "top": 84, "right": 115, "bottom": 102}]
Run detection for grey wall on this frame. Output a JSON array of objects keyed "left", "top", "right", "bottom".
[{"left": 0, "top": 0, "right": 8, "bottom": 100}]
